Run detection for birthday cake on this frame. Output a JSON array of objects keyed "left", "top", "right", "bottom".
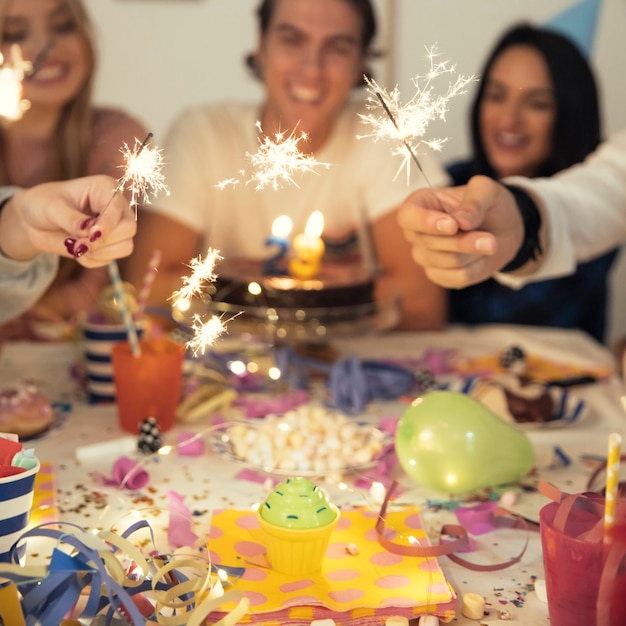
[{"left": 210, "top": 258, "right": 375, "bottom": 311}]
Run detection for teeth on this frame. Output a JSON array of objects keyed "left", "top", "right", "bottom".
[
  {"left": 33, "top": 65, "right": 64, "bottom": 80},
  {"left": 497, "top": 132, "right": 525, "bottom": 147},
  {"left": 291, "top": 86, "right": 321, "bottom": 103}
]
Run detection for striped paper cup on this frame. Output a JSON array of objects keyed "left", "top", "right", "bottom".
[
  {"left": 82, "top": 315, "right": 144, "bottom": 403},
  {"left": 0, "top": 459, "right": 40, "bottom": 562}
]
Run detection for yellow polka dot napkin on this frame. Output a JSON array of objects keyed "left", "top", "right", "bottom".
[{"left": 207, "top": 506, "right": 457, "bottom": 625}]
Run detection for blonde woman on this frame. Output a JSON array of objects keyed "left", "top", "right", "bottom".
[{"left": 0, "top": 0, "right": 147, "bottom": 339}]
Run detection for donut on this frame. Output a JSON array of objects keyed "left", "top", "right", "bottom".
[{"left": 0, "top": 386, "right": 55, "bottom": 438}]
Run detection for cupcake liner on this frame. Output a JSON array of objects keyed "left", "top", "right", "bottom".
[{"left": 257, "top": 507, "right": 339, "bottom": 575}]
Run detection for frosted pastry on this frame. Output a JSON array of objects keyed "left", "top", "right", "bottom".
[
  {"left": 260, "top": 477, "right": 337, "bottom": 529},
  {"left": 0, "top": 386, "right": 54, "bottom": 438},
  {"left": 257, "top": 477, "right": 339, "bottom": 575}
]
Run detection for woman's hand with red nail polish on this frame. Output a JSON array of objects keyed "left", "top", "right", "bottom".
[{"left": 0, "top": 175, "right": 137, "bottom": 268}]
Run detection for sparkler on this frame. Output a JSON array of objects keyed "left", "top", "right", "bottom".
[
  {"left": 0, "top": 44, "right": 32, "bottom": 121},
  {"left": 217, "top": 121, "right": 330, "bottom": 191},
  {"left": 98, "top": 132, "right": 169, "bottom": 220},
  {"left": 171, "top": 248, "right": 223, "bottom": 308},
  {"left": 186, "top": 314, "right": 228, "bottom": 356},
  {"left": 171, "top": 248, "right": 234, "bottom": 356},
  {"left": 117, "top": 133, "right": 169, "bottom": 211},
  {"left": 358, "top": 45, "right": 476, "bottom": 185}
]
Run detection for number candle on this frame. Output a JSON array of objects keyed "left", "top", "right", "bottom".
[
  {"left": 263, "top": 215, "right": 293, "bottom": 276},
  {"left": 289, "top": 211, "right": 325, "bottom": 280}
]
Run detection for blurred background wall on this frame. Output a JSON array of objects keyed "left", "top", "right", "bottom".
[{"left": 86, "top": 0, "right": 626, "bottom": 345}]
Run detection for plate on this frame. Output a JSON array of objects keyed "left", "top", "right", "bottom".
[
  {"left": 441, "top": 374, "right": 590, "bottom": 429},
  {"left": 208, "top": 419, "right": 392, "bottom": 476},
  {"left": 172, "top": 296, "right": 401, "bottom": 344}
]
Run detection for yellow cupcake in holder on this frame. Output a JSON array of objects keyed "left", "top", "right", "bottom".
[{"left": 257, "top": 477, "right": 339, "bottom": 575}]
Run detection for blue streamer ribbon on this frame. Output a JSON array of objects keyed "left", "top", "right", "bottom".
[{"left": 274, "top": 346, "right": 418, "bottom": 413}]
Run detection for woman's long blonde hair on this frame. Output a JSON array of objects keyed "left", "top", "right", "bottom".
[{"left": 0, "top": 0, "right": 97, "bottom": 185}]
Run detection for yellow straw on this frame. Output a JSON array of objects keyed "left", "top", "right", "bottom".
[{"left": 604, "top": 432, "right": 622, "bottom": 542}]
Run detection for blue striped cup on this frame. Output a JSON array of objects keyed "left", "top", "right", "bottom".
[
  {"left": 82, "top": 314, "right": 144, "bottom": 403},
  {"left": 0, "top": 459, "right": 40, "bottom": 563}
]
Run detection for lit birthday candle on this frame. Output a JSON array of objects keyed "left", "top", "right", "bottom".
[
  {"left": 263, "top": 215, "right": 292, "bottom": 276},
  {"left": 289, "top": 211, "right": 325, "bottom": 280}
]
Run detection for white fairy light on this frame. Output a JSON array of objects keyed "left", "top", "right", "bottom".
[
  {"left": 358, "top": 45, "right": 476, "bottom": 185},
  {"left": 217, "top": 121, "right": 330, "bottom": 191}
]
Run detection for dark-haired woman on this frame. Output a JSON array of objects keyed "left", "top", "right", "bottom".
[{"left": 446, "top": 23, "right": 618, "bottom": 343}]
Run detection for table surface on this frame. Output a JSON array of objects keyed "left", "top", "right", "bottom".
[{"left": 1, "top": 323, "right": 624, "bottom": 626}]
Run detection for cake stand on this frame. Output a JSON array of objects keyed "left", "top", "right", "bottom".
[{"left": 173, "top": 295, "right": 401, "bottom": 347}]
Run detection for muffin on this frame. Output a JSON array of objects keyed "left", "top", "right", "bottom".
[{"left": 257, "top": 477, "right": 339, "bottom": 575}]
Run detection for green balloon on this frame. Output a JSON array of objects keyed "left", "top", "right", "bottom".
[{"left": 395, "top": 390, "right": 535, "bottom": 494}]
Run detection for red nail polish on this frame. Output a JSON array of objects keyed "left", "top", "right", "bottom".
[
  {"left": 89, "top": 230, "right": 102, "bottom": 242},
  {"left": 64, "top": 238, "right": 76, "bottom": 254},
  {"left": 80, "top": 217, "right": 97, "bottom": 230},
  {"left": 73, "top": 244, "right": 89, "bottom": 258}
]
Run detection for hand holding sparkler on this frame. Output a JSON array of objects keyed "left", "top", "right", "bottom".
[{"left": 358, "top": 45, "right": 476, "bottom": 185}]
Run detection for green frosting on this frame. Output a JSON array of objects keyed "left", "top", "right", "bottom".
[{"left": 260, "top": 477, "right": 336, "bottom": 529}]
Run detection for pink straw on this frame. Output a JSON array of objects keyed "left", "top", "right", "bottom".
[{"left": 135, "top": 249, "right": 162, "bottom": 317}]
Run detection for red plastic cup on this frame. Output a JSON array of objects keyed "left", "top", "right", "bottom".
[
  {"left": 540, "top": 501, "right": 626, "bottom": 626},
  {"left": 111, "top": 338, "right": 185, "bottom": 434}
]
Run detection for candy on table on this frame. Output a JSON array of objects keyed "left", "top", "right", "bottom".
[
  {"left": 462, "top": 592, "right": 486, "bottom": 619},
  {"left": 137, "top": 417, "right": 162, "bottom": 453},
  {"left": 415, "top": 367, "right": 437, "bottom": 394},
  {"left": 499, "top": 345, "right": 527, "bottom": 374},
  {"left": 228, "top": 403, "right": 384, "bottom": 473}
]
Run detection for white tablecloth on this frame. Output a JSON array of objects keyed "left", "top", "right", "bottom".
[{"left": 1, "top": 324, "right": 624, "bottom": 625}]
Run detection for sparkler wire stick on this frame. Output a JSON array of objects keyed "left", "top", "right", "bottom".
[
  {"left": 26, "top": 39, "right": 55, "bottom": 77},
  {"left": 373, "top": 88, "right": 432, "bottom": 188}
]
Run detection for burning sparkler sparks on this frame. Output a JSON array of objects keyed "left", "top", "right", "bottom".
[
  {"left": 358, "top": 45, "right": 476, "bottom": 185},
  {"left": 0, "top": 45, "right": 32, "bottom": 121},
  {"left": 98, "top": 133, "right": 169, "bottom": 220},
  {"left": 172, "top": 248, "right": 223, "bottom": 308},
  {"left": 171, "top": 248, "right": 234, "bottom": 356},
  {"left": 217, "top": 121, "right": 330, "bottom": 191},
  {"left": 186, "top": 314, "right": 228, "bottom": 356},
  {"left": 118, "top": 133, "right": 170, "bottom": 210}
]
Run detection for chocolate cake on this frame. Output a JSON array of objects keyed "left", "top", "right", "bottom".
[
  {"left": 210, "top": 259, "right": 375, "bottom": 311},
  {"left": 471, "top": 373, "right": 557, "bottom": 425}
]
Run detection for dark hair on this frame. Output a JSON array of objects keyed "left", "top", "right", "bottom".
[
  {"left": 467, "top": 23, "right": 602, "bottom": 178},
  {"left": 245, "top": 0, "right": 379, "bottom": 86}
]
